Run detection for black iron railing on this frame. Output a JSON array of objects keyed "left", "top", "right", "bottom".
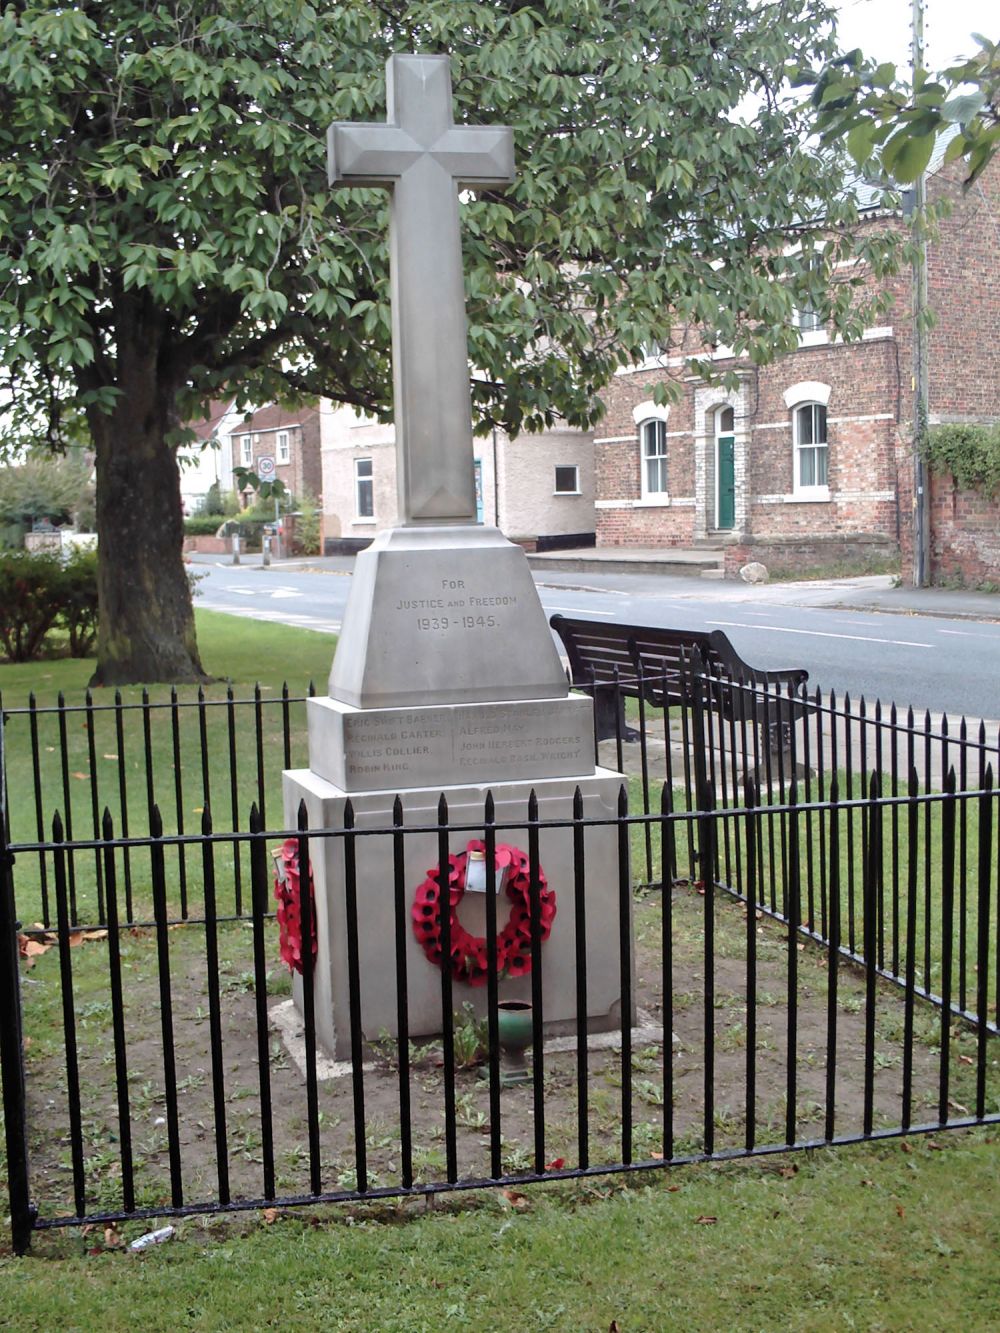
[{"left": 0, "top": 675, "right": 997, "bottom": 1253}]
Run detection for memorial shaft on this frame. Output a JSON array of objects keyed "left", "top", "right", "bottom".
[{"left": 328, "top": 54, "right": 514, "bottom": 524}]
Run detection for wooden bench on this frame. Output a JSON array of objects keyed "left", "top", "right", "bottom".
[{"left": 549, "top": 614, "right": 809, "bottom": 747}]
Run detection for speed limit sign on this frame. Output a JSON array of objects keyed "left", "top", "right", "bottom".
[{"left": 257, "top": 455, "right": 276, "bottom": 481}]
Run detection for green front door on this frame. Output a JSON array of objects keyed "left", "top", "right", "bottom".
[{"left": 717, "top": 435, "right": 735, "bottom": 529}]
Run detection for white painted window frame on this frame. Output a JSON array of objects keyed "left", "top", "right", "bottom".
[
  {"left": 633, "top": 400, "right": 670, "bottom": 504},
  {"left": 276, "top": 430, "right": 290, "bottom": 464},
  {"left": 784, "top": 382, "right": 831, "bottom": 500},
  {"left": 553, "top": 464, "right": 580, "bottom": 495},
  {"left": 354, "top": 457, "right": 374, "bottom": 521}
]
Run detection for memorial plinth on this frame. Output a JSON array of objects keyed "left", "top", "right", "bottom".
[{"left": 284, "top": 522, "right": 633, "bottom": 1059}]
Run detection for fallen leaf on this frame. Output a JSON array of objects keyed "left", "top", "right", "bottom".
[
  {"left": 667, "top": 1184, "right": 681, "bottom": 1192},
  {"left": 900, "top": 1141, "right": 912, "bottom": 1154},
  {"left": 104, "top": 1226, "right": 123, "bottom": 1247},
  {"left": 948, "top": 1099, "right": 969, "bottom": 1115},
  {"left": 958, "top": 1054, "right": 974, "bottom": 1066},
  {"left": 926, "top": 1140, "right": 945, "bottom": 1151},
  {"left": 68, "top": 931, "right": 86, "bottom": 948},
  {"left": 779, "top": 1164, "right": 798, "bottom": 1178},
  {"left": 609, "top": 1323, "right": 620, "bottom": 1332},
  {"left": 262, "top": 1207, "right": 279, "bottom": 1225},
  {"left": 103, "top": 753, "right": 119, "bottom": 761},
  {"left": 695, "top": 1215, "right": 717, "bottom": 1225},
  {"left": 545, "top": 1157, "right": 565, "bottom": 1171},
  {"left": 500, "top": 1188, "right": 529, "bottom": 1209},
  {"left": 71, "top": 771, "right": 89, "bottom": 781},
  {"left": 82, "top": 929, "right": 108, "bottom": 941},
  {"left": 18, "top": 934, "right": 54, "bottom": 966},
  {"left": 649, "top": 1151, "right": 664, "bottom": 1160},
  {"left": 861, "top": 1178, "right": 874, "bottom": 1186},
  {"left": 895, "top": 1205, "right": 905, "bottom": 1220}
]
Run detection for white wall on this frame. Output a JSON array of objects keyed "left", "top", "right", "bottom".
[
  {"left": 178, "top": 401, "right": 242, "bottom": 512},
  {"left": 319, "top": 399, "right": 594, "bottom": 544}
]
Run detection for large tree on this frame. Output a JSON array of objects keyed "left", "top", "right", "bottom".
[{"left": 0, "top": 0, "right": 896, "bottom": 684}]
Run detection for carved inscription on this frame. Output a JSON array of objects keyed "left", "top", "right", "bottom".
[
  {"left": 336, "top": 699, "right": 591, "bottom": 789},
  {"left": 395, "top": 577, "right": 516, "bottom": 638},
  {"left": 343, "top": 710, "right": 449, "bottom": 780}
]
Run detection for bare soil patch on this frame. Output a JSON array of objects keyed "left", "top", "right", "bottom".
[{"left": 17, "top": 883, "right": 993, "bottom": 1224}]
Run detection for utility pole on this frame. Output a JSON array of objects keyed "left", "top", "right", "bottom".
[{"left": 910, "top": 0, "right": 930, "bottom": 587}]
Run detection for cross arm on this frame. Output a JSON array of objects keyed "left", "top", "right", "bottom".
[{"left": 328, "top": 124, "right": 421, "bottom": 187}]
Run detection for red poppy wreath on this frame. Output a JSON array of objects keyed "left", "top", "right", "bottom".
[
  {"left": 273, "top": 838, "right": 318, "bottom": 975},
  {"left": 411, "top": 840, "right": 556, "bottom": 986}
]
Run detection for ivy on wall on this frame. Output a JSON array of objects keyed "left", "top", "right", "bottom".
[{"left": 924, "top": 423, "right": 1000, "bottom": 496}]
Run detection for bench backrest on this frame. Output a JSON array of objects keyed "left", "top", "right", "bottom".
[
  {"left": 549, "top": 614, "right": 640, "bottom": 687},
  {"left": 550, "top": 614, "right": 716, "bottom": 691}
]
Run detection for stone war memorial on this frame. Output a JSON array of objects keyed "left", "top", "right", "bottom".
[{"left": 283, "top": 54, "right": 631, "bottom": 1059}]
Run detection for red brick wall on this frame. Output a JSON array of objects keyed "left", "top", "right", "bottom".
[
  {"left": 895, "top": 158, "right": 1000, "bottom": 584},
  {"left": 926, "top": 473, "right": 1000, "bottom": 585},
  {"left": 925, "top": 163, "right": 1000, "bottom": 421}
]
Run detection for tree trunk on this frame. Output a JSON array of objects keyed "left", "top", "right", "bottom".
[{"left": 87, "top": 296, "right": 208, "bottom": 686}]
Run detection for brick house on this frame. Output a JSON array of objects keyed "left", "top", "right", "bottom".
[
  {"left": 594, "top": 155, "right": 1000, "bottom": 582},
  {"left": 230, "top": 402, "right": 323, "bottom": 506},
  {"left": 319, "top": 401, "right": 595, "bottom": 553}
]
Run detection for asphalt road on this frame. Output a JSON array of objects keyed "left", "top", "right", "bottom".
[{"left": 190, "top": 556, "right": 1000, "bottom": 723}]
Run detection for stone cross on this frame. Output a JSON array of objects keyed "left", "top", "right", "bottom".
[{"left": 328, "top": 54, "right": 514, "bottom": 524}]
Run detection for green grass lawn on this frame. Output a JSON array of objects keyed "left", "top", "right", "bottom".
[{"left": 0, "top": 1133, "right": 997, "bottom": 1330}]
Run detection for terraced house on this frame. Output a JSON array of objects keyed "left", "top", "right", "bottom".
[{"left": 593, "top": 154, "right": 1000, "bottom": 584}]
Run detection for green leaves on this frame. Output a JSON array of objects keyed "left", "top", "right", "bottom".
[
  {"left": 805, "top": 32, "right": 999, "bottom": 188},
  {"left": 881, "top": 128, "right": 937, "bottom": 184}
]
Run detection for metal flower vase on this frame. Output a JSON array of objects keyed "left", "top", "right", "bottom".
[{"left": 496, "top": 999, "right": 533, "bottom": 1087}]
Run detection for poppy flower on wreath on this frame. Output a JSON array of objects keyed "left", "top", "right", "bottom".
[
  {"left": 411, "top": 840, "right": 556, "bottom": 986},
  {"left": 273, "top": 838, "right": 318, "bottom": 975}
]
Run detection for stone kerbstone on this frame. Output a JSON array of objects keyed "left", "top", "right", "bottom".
[
  {"left": 327, "top": 524, "right": 569, "bottom": 709},
  {"left": 307, "top": 694, "right": 595, "bottom": 792}
]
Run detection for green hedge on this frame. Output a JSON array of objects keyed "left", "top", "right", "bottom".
[
  {"left": 0, "top": 548, "right": 99, "bottom": 662},
  {"left": 183, "top": 514, "right": 225, "bottom": 536}
]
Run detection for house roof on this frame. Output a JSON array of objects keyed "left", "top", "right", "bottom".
[
  {"left": 235, "top": 402, "right": 319, "bottom": 434},
  {"left": 188, "top": 398, "right": 237, "bottom": 442}
]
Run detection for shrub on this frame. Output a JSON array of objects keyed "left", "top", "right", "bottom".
[
  {"left": 0, "top": 454, "right": 91, "bottom": 531},
  {"left": 58, "top": 548, "right": 99, "bottom": 658},
  {"left": 0, "top": 551, "right": 65, "bottom": 662},
  {"left": 200, "top": 481, "right": 225, "bottom": 516},
  {"left": 295, "top": 492, "right": 321, "bottom": 556}
]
